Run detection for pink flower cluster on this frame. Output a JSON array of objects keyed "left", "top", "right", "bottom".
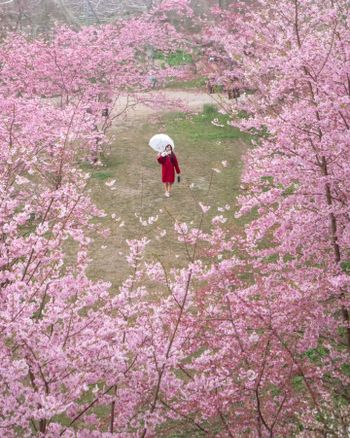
[{"left": 1, "top": 0, "right": 350, "bottom": 436}]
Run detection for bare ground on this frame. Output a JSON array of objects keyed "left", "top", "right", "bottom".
[{"left": 112, "top": 89, "right": 230, "bottom": 125}]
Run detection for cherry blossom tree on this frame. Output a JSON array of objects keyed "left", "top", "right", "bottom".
[
  {"left": 177, "top": 0, "right": 350, "bottom": 435},
  {"left": 0, "top": 96, "right": 112, "bottom": 435},
  {"left": 1, "top": 0, "right": 350, "bottom": 436},
  {"left": 78, "top": 0, "right": 349, "bottom": 435},
  {"left": 0, "top": 4, "right": 192, "bottom": 435},
  {"left": 0, "top": 16, "right": 188, "bottom": 162}
]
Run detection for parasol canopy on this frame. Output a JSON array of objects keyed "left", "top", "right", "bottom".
[{"left": 149, "top": 134, "right": 175, "bottom": 153}]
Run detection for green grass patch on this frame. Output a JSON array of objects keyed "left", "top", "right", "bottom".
[
  {"left": 91, "top": 171, "right": 113, "bottom": 181},
  {"left": 341, "top": 363, "right": 350, "bottom": 377},
  {"left": 80, "top": 155, "right": 123, "bottom": 181},
  {"left": 166, "top": 105, "right": 252, "bottom": 144},
  {"left": 341, "top": 260, "right": 350, "bottom": 273},
  {"left": 165, "top": 77, "right": 207, "bottom": 89},
  {"left": 154, "top": 49, "right": 193, "bottom": 66},
  {"left": 292, "top": 375, "right": 305, "bottom": 391},
  {"left": 305, "top": 345, "right": 329, "bottom": 364},
  {"left": 236, "top": 109, "right": 252, "bottom": 120},
  {"left": 263, "top": 253, "right": 279, "bottom": 264}
]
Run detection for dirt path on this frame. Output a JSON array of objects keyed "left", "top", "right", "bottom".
[
  {"left": 112, "top": 88, "right": 229, "bottom": 125},
  {"left": 84, "top": 88, "right": 247, "bottom": 290}
]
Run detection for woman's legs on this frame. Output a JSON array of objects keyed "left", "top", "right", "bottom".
[{"left": 163, "top": 183, "right": 173, "bottom": 197}]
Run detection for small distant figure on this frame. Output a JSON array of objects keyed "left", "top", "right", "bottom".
[
  {"left": 227, "top": 85, "right": 240, "bottom": 100},
  {"left": 225, "top": 77, "right": 241, "bottom": 100},
  {"left": 149, "top": 75, "right": 157, "bottom": 89},
  {"left": 207, "top": 76, "right": 215, "bottom": 94},
  {"left": 157, "top": 144, "right": 181, "bottom": 197},
  {"left": 232, "top": 87, "right": 240, "bottom": 100}
]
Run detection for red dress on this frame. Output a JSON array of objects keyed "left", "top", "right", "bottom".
[{"left": 157, "top": 154, "right": 180, "bottom": 183}]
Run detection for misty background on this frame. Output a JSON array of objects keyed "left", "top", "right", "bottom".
[{"left": 0, "top": 0, "right": 238, "bottom": 35}]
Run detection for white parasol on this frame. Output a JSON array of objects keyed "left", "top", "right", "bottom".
[{"left": 149, "top": 134, "right": 175, "bottom": 153}]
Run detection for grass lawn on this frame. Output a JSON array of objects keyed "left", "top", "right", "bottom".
[
  {"left": 164, "top": 77, "right": 207, "bottom": 89},
  {"left": 82, "top": 104, "right": 251, "bottom": 292}
]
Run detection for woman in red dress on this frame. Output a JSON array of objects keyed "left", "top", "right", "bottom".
[{"left": 157, "top": 144, "right": 181, "bottom": 197}]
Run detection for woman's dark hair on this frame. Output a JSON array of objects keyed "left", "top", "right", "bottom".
[{"left": 165, "top": 144, "right": 176, "bottom": 165}]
